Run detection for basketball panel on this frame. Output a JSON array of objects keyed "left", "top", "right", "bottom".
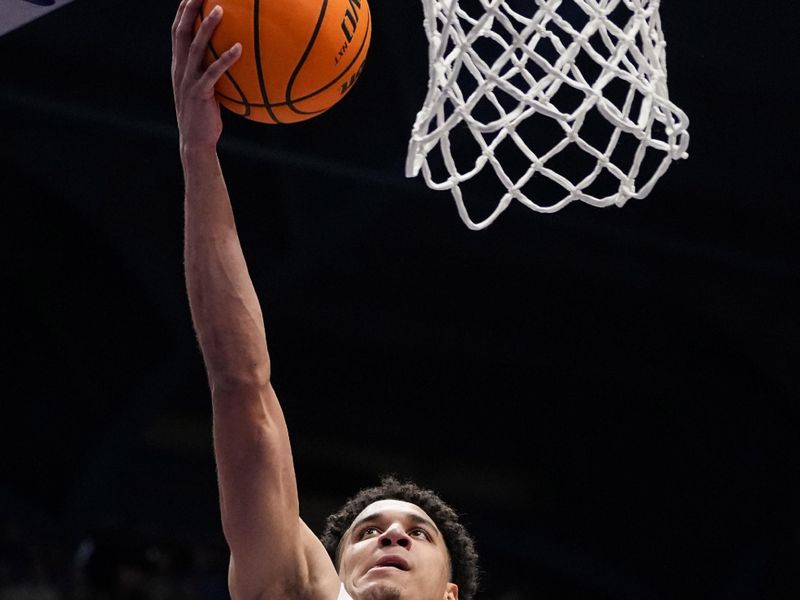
[
  {"left": 287, "top": 50, "right": 369, "bottom": 116},
  {"left": 260, "top": 0, "right": 328, "bottom": 103},
  {"left": 289, "top": 0, "right": 371, "bottom": 100}
]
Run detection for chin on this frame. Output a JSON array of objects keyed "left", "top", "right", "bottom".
[{"left": 361, "top": 583, "right": 402, "bottom": 600}]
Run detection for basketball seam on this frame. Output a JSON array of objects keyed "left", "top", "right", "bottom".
[
  {"left": 215, "top": 91, "right": 329, "bottom": 113},
  {"left": 253, "top": 0, "right": 282, "bottom": 124},
  {"left": 285, "top": 0, "right": 328, "bottom": 114}
]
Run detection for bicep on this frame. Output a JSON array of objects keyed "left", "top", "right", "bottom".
[{"left": 228, "top": 522, "right": 339, "bottom": 600}]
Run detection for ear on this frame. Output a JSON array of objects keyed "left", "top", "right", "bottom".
[{"left": 444, "top": 582, "right": 458, "bottom": 600}]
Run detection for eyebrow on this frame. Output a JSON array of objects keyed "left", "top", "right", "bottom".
[{"left": 350, "top": 512, "right": 441, "bottom": 536}]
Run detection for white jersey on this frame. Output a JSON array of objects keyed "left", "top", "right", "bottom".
[{"left": 338, "top": 583, "right": 354, "bottom": 600}]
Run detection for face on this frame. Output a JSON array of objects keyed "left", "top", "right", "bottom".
[{"left": 338, "top": 499, "right": 458, "bottom": 600}]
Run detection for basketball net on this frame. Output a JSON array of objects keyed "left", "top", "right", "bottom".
[{"left": 406, "top": 0, "right": 690, "bottom": 229}]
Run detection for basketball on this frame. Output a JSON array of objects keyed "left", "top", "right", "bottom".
[{"left": 197, "top": 0, "right": 371, "bottom": 124}]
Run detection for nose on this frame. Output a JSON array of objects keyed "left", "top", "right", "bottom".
[{"left": 378, "top": 523, "right": 411, "bottom": 548}]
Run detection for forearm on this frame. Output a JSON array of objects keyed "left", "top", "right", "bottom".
[{"left": 182, "top": 143, "right": 270, "bottom": 390}]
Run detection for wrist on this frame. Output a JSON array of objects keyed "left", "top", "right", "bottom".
[{"left": 180, "top": 141, "right": 224, "bottom": 190}]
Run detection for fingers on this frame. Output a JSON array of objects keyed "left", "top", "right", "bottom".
[
  {"left": 186, "top": 4, "right": 224, "bottom": 75},
  {"left": 172, "top": 0, "right": 202, "bottom": 81},
  {"left": 200, "top": 43, "right": 242, "bottom": 92},
  {"left": 171, "top": 0, "right": 191, "bottom": 39},
  {"left": 172, "top": 0, "right": 200, "bottom": 55},
  {"left": 172, "top": 0, "right": 241, "bottom": 98}
]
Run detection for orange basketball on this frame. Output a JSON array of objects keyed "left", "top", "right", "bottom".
[{"left": 197, "top": 0, "right": 371, "bottom": 124}]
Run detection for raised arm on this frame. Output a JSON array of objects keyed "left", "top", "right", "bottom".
[{"left": 171, "top": 2, "right": 338, "bottom": 598}]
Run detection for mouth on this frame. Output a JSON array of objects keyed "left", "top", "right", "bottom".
[{"left": 372, "top": 557, "right": 410, "bottom": 571}]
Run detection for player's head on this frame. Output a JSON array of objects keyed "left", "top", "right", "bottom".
[{"left": 320, "top": 476, "right": 479, "bottom": 600}]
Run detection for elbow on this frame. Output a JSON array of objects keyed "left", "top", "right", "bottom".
[{"left": 208, "top": 361, "right": 271, "bottom": 394}]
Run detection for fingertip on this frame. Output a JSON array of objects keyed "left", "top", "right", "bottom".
[
  {"left": 228, "top": 43, "right": 242, "bottom": 64},
  {"left": 224, "top": 42, "right": 242, "bottom": 58}
]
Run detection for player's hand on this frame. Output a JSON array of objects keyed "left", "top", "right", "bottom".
[{"left": 171, "top": 0, "right": 241, "bottom": 149}]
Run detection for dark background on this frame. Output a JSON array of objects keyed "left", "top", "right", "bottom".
[{"left": 1, "top": 1, "right": 798, "bottom": 599}]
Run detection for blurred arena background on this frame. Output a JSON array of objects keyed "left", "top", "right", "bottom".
[{"left": 1, "top": 1, "right": 798, "bottom": 598}]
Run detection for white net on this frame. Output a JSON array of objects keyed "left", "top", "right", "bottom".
[{"left": 406, "top": 0, "right": 690, "bottom": 229}]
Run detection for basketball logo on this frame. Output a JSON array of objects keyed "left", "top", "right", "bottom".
[{"left": 198, "top": 0, "right": 371, "bottom": 124}]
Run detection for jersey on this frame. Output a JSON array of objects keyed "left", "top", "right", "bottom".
[{"left": 338, "top": 583, "right": 353, "bottom": 600}]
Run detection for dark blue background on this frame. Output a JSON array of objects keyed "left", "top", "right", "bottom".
[{"left": 1, "top": 1, "right": 798, "bottom": 598}]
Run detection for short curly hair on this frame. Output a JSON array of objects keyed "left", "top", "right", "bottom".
[{"left": 319, "top": 476, "right": 479, "bottom": 600}]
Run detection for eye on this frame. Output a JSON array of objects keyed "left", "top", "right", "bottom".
[
  {"left": 409, "top": 528, "right": 431, "bottom": 540},
  {"left": 359, "top": 526, "right": 380, "bottom": 539}
]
